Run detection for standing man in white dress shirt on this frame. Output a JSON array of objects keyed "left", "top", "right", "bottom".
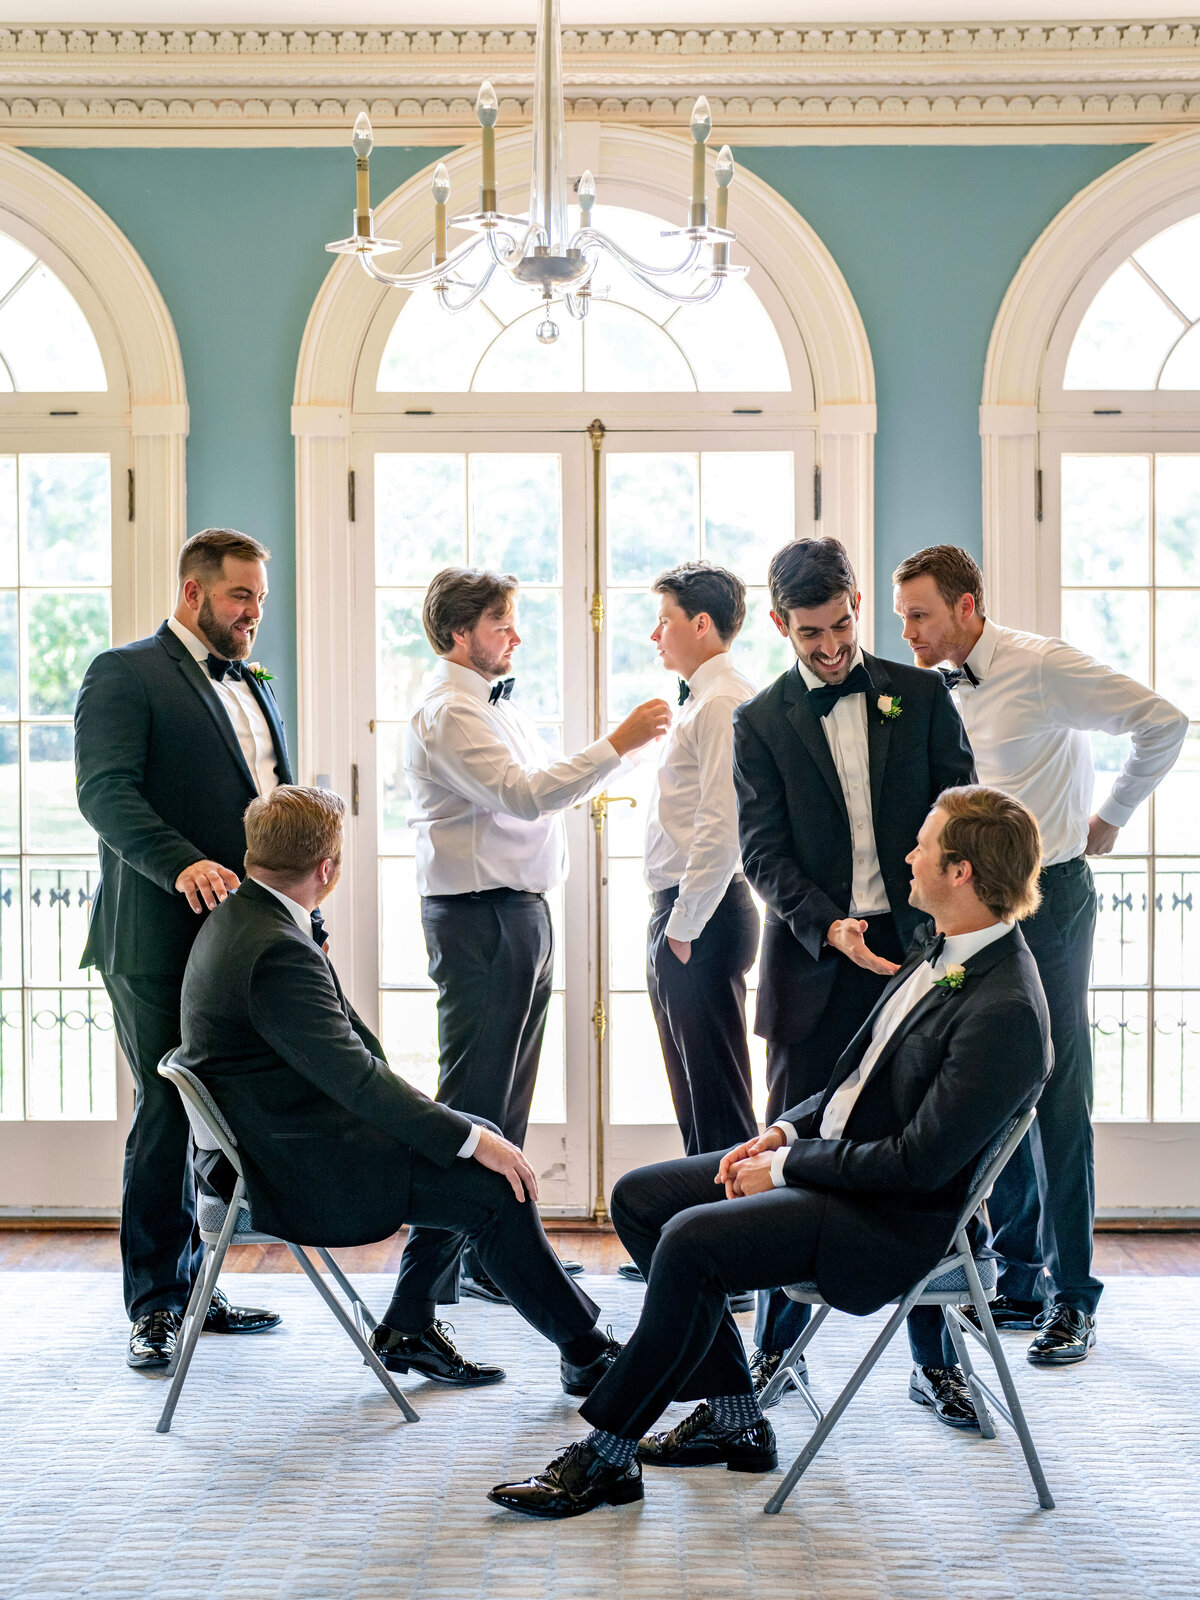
[
  {"left": 403, "top": 567, "right": 671, "bottom": 1306},
  {"left": 893, "top": 544, "right": 1188, "bottom": 1365},
  {"left": 644, "top": 562, "right": 759, "bottom": 1161},
  {"left": 76, "top": 528, "right": 288, "bottom": 1370}
]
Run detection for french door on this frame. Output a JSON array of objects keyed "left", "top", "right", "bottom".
[{"left": 351, "top": 421, "right": 811, "bottom": 1215}]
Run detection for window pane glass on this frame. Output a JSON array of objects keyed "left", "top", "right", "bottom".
[
  {"left": 26, "top": 987, "right": 115, "bottom": 1120},
  {"left": 0, "top": 266, "right": 107, "bottom": 392},
  {"left": 469, "top": 453, "right": 561, "bottom": 584},
  {"left": 1153, "top": 860, "right": 1200, "bottom": 990},
  {"left": 734, "top": 587, "right": 791, "bottom": 692},
  {"left": 0, "top": 734, "right": 17, "bottom": 854},
  {"left": 24, "top": 591, "right": 110, "bottom": 717},
  {"left": 24, "top": 724, "right": 92, "bottom": 852},
  {"left": 0, "top": 456, "right": 15, "bottom": 586},
  {"left": 1158, "top": 322, "right": 1200, "bottom": 390},
  {"left": 375, "top": 454, "right": 466, "bottom": 586},
  {"left": 473, "top": 309, "right": 583, "bottom": 393},
  {"left": 27, "top": 863, "right": 101, "bottom": 988},
  {"left": 1063, "top": 261, "right": 1185, "bottom": 390},
  {"left": 584, "top": 305, "right": 694, "bottom": 393},
  {"left": 1090, "top": 990, "right": 1148, "bottom": 1120},
  {"left": 668, "top": 281, "right": 792, "bottom": 392},
  {"left": 19, "top": 454, "right": 111, "bottom": 585},
  {"left": 1060, "top": 589, "right": 1149, "bottom": 683},
  {"left": 377, "top": 293, "right": 498, "bottom": 394},
  {"left": 511, "top": 589, "right": 561, "bottom": 720},
  {"left": 1154, "top": 726, "right": 1200, "bottom": 855},
  {"left": 1153, "top": 991, "right": 1200, "bottom": 1121},
  {"left": 1090, "top": 734, "right": 1148, "bottom": 855},
  {"left": 1133, "top": 214, "right": 1200, "bottom": 323},
  {"left": 1155, "top": 456, "right": 1200, "bottom": 584},
  {"left": 604, "top": 747, "right": 662, "bottom": 859},
  {"left": 607, "top": 453, "right": 697, "bottom": 584},
  {"left": 529, "top": 991, "right": 565, "bottom": 1124},
  {"left": 609, "top": 989, "right": 676, "bottom": 1124},
  {"left": 607, "top": 589, "right": 662, "bottom": 719},
  {"left": 1091, "top": 859, "right": 1148, "bottom": 987},
  {"left": 701, "top": 452, "right": 794, "bottom": 579},
  {"left": 379, "top": 856, "right": 432, "bottom": 988},
  {"left": 0, "top": 593, "right": 16, "bottom": 716},
  {"left": 1155, "top": 592, "right": 1200, "bottom": 719},
  {"left": 379, "top": 990, "right": 440, "bottom": 1102},
  {"left": 0, "top": 989, "right": 22, "bottom": 1120},
  {"left": 0, "top": 860, "right": 20, "bottom": 985},
  {"left": 376, "top": 590, "right": 430, "bottom": 722},
  {"left": 377, "top": 721, "right": 412, "bottom": 855},
  {"left": 0, "top": 233, "right": 35, "bottom": 299},
  {"left": 1060, "top": 455, "right": 1149, "bottom": 586},
  {"left": 608, "top": 857, "right": 649, "bottom": 990}
]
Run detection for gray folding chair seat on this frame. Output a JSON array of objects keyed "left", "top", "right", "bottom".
[
  {"left": 759, "top": 1107, "right": 1053, "bottom": 1514},
  {"left": 154, "top": 1051, "right": 419, "bottom": 1434}
]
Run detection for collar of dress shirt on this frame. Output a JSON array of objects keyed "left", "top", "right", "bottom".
[
  {"left": 961, "top": 617, "right": 1000, "bottom": 686},
  {"left": 795, "top": 646, "right": 865, "bottom": 695},
  {"left": 681, "top": 651, "right": 736, "bottom": 700},
  {"left": 251, "top": 875, "right": 313, "bottom": 935},
  {"left": 937, "top": 917, "right": 1012, "bottom": 971},
  {"left": 167, "top": 613, "right": 219, "bottom": 666},
  {"left": 432, "top": 656, "right": 497, "bottom": 704}
]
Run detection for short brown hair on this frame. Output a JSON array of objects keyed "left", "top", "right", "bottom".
[
  {"left": 768, "top": 537, "right": 858, "bottom": 620},
  {"left": 892, "top": 545, "right": 986, "bottom": 619},
  {"left": 652, "top": 560, "right": 746, "bottom": 643},
  {"left": 244, "top": 786, "right": 345, "bottom": 881},
  {"left": 179, "top": 528, "right": 269, "bottom": 587},
  {"left": 935, "top": 786, "right": 1042, "bottom": 922},
  {"left": 422, "top": 567, "right": 519, "bottom": 655}
]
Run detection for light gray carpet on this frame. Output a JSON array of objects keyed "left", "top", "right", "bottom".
[{"left": 1, "top": 1272, "right": 1198, "bottom": 1600}]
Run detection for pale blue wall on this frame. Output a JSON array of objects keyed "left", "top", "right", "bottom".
[{"left": 34, "top": 142, "right": 1138, "bottom": 740}]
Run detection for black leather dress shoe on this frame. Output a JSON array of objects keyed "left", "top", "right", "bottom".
[
  {"left": 908, "top": 1364, "right": 981, "bottom": 1430},
  {"left": 558, "top": 1258, "right": 585, "bottom": 1277},
  {"left": 203, "top": 1287, "right": 281, "bottom": 1335},
  {"left": 959, "top": 1294, "right": 1044, "bottom": 1332},
  {"left": 561, "top": 1333, "right": 621, "bottom": 1396},
  {"left": 637, "top": 1403, "right": 777, "bottom": 1472},
  {"left": 127, "top": 1309, "right": 181, "bottom": 1371},
  {"left": 749, "top": 1345, "right": 807, "bottom": 1409},
  {"left": 369, "top": 1320, "right": 506, "bottom": 1386},
  {"left": 1026, "top": 1305, "right": 1096, "bottom": 1366},
  {"left": 488, "top": 1440, "right": 643, "bottom": 1519},
  {"left": 617, "top": 1261, "right": 645, "bottom": 1282},
  {"left": 460, "top": 1270, "right": 509, "bottom": 1305}
]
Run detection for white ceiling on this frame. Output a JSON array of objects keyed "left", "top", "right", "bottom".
[{"left": 5, "top": 4, "right": 1190, "bottom": 28}]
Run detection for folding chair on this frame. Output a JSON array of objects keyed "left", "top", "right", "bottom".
[
  {"left": 154, "top": 1051, "right": 419, "bottom": 1433},
  {"left": 759, "top": 1107, "right": 1053, "bottom": 1514}
]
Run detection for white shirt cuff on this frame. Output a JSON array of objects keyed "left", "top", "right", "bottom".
[
  {"left": 664, "top": 909, "right": 700, "bottom": 943},
  {"left": 772, "top": 1120, "right": 798, "bottom": 1146},
  {"left": 585, "top": 736, "right": 620, "bottom": 768},
  {"left": 1097, "top": 794, "right": 1135, "bottom": 829},
  {"left": 770, "top": 1147, "right": 790, "bottom": 1189},
  {"left": 456, "top": 1124, "right": 482, "bottom": 1160}
]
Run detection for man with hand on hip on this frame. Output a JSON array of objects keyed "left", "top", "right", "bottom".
[
  {"left": 894, "top": 544, "right": 1186, "bottom": 1365},
  {"left": 75, "top": 528, "right": 289, "bottom": 1371},
  {"left": 404, "top": 566, "right": 671, "bottom": 1307}
]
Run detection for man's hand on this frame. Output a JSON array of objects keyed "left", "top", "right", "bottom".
[
  {"left": 609, "top": 698, "right": 672, "bottom": 757},
  {"left": 716, "top": 1126, "right": 785, "bottom": 1196},
  {"left": 727, "top": 1152, "right": 777, "bottom": 1197},
  {"left": 472, "top": 1125, "right": 539, "bottom": 1203},
  {"left": 175, "top": 860, "right": 240, "bottom": 914},
  {"left": 667, "top": 935, "right": 691, "bottom": 965},
  {"left": 1086, "top": 815, "right": 1120, "bottom": 857},
  {"left": 827, "top": 917, "right": 901, "bottom": 976}
]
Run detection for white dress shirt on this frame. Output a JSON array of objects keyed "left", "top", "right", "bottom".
[
  {"left": 769, "top": 919, "right": 1012, "bottom": 1185},
  {"left": 405, "top": 659, "right": 621, "bottom": 896},
  {"left": 796, "top": 651, "right": 889, "bottom": 916},
  {"left": 252, "top": 875, "right": 481, "bottom": 1161},
  {"left": 168, "top": 615, "right": 281, "bottom": 797},
  {"left": 952, "top": 618, "right": 1187, "bottom": 867},
  {"left": 644, "top": 652, "right": 756, "bottom": 942}
]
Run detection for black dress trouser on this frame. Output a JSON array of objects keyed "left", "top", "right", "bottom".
[
  {"left": 402, "top": 889, "right": 553, "bottom": 1301},
  {"left": 646, "top": 875, "right": 759, "bottom": 1156},
  {"left": 102, "top": 972, "right": 203, "bottom": 1320}
]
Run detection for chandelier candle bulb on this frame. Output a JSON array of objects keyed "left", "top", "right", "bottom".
[
  {"left": 690, "top": 96, "right": 712, "bottom": 229},
  {"left": 352, "top": 111, "right": 373, "bottom": 237},
  {"left": 432, "top": 164, "right": 451, "bottom": 264},
  {"left": 578, "top": 169, "right": 596, "bottom": 222},
  {"left": 476, "top": 81, "right": 499, "bottom": 213}
]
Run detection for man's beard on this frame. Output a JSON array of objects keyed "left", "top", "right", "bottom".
[
  {"left": 797, "top": 642, "right": 854, "bottom": 683},
  {"left": 199, "top": 593, "right": 253, "bottom": 660},
  {"left": 468, "top": 640, "right": 511, "bottom": 679},
  {"left": 316, "top": 857, "right": 342, "bottom": 905}
]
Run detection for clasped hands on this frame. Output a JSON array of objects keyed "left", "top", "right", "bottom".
[{"left": 716, "top": 1125, "right": 787, "bottom": 1199}]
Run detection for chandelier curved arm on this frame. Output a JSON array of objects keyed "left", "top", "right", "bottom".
[
  {"left": 436, "top": 259, "right": 499, "bottom": 314},
  {"left": 357, "top": 232, "right": 486, "bottom": 290},
  {"left": 569, "top": 228, "right": 704, "bottom": 281},
  {"left": 618, "top": 268, "right": 729, "bottom": 307},
  {"left": 486, "top": 224, "right": 536, "bottom": 269}
]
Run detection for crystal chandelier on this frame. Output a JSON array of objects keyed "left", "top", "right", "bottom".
[{"left": 326, "top": 0, "right": 743, "bottom": 344}]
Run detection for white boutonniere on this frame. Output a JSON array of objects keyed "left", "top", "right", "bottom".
[
  {"left": 877, "top": 694, "right": 902, "bottom": 720},
  {"left": 934, "top": 963, "right": 966, "bottom": 991},
  {"left": 246, "top": 661, "right": 274, "bottom": 686}
]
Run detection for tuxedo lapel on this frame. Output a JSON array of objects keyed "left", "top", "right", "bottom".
[
  {"left": 862, "top": 652, "right": 892, "bottom": 823},
  {"left": 156, "top": 624, "right": 257, "bottom": 792},
  {"left": 782, "top": 668, "right": 849, "bottom": 827},
  {"left": 244, "top": 670, "right": 293, "bottom": 785}
]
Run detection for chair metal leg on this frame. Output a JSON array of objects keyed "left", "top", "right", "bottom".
[
  {"left": 960, "top": 1248, "right": 1054, "bottom": 1510},
  {"left": 765, "top": 1289, "right": 923, "bottom": 1515},
  {"left": 758, "top": 1302, "right": 830, "bottom": 1423},
  {"left": 286, "top": 1243, "right": 420, "bottom": 1423},
  {"left": 942, "top": 1302, "right": 996, "bottom": 1438},
  {"left": 314, "top": 1246, "right": 378, "bottom": 1340},
  {"left": 156, "top": 1197, "right": 242, "bottom": 1434}
]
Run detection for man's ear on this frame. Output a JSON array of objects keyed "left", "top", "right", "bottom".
[{"left": 769, "top": 609, "right": 789, "bottom": 640}]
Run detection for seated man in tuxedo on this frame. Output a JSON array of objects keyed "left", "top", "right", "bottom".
[
  {"left": 176, "top": 784, "right": 618, "bottom": 1393},
  {"left": 489, "top": 785, "right": 1052, "bottom": 1518}
]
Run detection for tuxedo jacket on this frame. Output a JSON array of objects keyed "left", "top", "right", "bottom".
[
  {"left": 176, "top": 878, "right": 475, "bottom": 1246},
  {"left": 732, "top": 653, "right": 975, "bottom": 1042},
  {"left": 75, "top": 621, "right": 293, "bottom": 977},
  {"left": 775, "top": 925, "right": 1052, "bottom": 1315}
]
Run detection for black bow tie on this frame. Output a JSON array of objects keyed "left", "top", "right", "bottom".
[
  {"left": 921, "top": 929, "right": 946, "bottom": 967},
  {"left": 310, "top": 907, "right": 328, "bottom": 949},
  {"left": 488, "top": 677, "right": 515, "bottom": 706},
  {"left": 939, "top": 661, "right": 979, "bottom": 690},
  {"left": 807, "top": 661, "right": 872, "bottom": 718},
  {"left": 677, "top": 678, "right": 691, "bottom": 706},
  {"left": 207, "top": 654, "right": 243, "bottom": 683}
]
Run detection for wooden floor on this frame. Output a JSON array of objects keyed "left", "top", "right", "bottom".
[{"left": 1, "top": 1224, "right": 1198, "bottom": 1276}]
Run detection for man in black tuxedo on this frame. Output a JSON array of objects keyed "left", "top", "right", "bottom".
[
  {"left": 177, "top": 785, "right": 619, "bottom": 1392},
  {"left": 489, "top": 786, "right": 1051, "bottom": 1519},
  {"left": 731, "top": 536, "right": 975, "bottom": 1411},
  {"left": 75, "top": 528, "right": 290, "bottom": 1370}
]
